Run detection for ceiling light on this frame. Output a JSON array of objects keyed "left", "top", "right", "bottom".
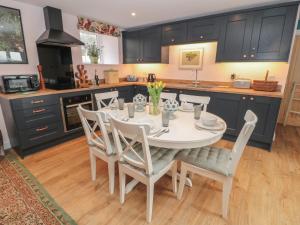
[{"left": 131, "top": 12, "right": 136, "bottom": 17}]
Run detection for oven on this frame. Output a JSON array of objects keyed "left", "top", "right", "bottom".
[{"left": 60, "top": 94, "right": 93, "bottom": 132}]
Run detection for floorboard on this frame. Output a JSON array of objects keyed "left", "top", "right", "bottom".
[{"left": 21, "top": 125, "right": 300, "bottom": 225}]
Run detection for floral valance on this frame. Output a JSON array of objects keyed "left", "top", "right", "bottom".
[{"left": 77, "top": 17, "right": 121, "bottom": 37}]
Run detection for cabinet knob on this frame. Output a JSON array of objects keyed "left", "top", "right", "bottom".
[
  {"left": 179, "top": 90, "right": 183, "bottom": 93},
  {"left": 243, "top": 54, "right": 247, "bottom": 58},
  {"left": 242, "top": 97, "right": 246, "bottom": 100},
  {"left": 252, "top": 47, "right": 256, "bottom": 50},
  {"left": 250, "top": 97, "right": 254, "bottom": 101},
  {"left": 250, "top": 54, "right": 255, "bottom": 58},
  {"left": 200, "top": 35, "right": 203, "bottom": 39},
  {"left": 171, "top": 38, "right": 175, "bottom": 42},
  {"left": 136, "top": 58, "right": 139, "bottom": 62}
]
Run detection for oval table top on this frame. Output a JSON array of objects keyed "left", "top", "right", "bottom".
[{"left": 102, "top": 106, "right": 227, "bottom": 149}]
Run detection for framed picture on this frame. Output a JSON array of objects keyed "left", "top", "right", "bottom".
[
  {"left": 0, "top": 5, "right": 28, "bottom": 64},
  {"left": 179, "top": 48, "right": 203, "bottom": 70}
]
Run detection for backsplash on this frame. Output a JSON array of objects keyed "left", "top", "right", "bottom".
[{"left": 132, "top": 42, "right": 289, "bottom": 90}]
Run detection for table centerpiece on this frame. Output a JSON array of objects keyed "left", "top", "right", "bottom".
[{"left": 147, "top": 81, "right": 165, "bottom": 115}]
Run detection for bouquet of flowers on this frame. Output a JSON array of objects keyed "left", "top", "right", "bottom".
[{"left": 147, "top": 81, "right": 165, "bottom": 115}]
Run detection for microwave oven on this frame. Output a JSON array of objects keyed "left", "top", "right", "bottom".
[{"left": 0, "top": 74, "right": 40, "bottom": 93}]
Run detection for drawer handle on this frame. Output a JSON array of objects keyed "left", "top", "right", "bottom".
[
  {"left": 31, "top": 100, "right": 44, "bottom": 104},
  {"left": 36, "top": 126, "right": 48, "bottom": 132},
  {"left": 33, "top": 108, "right": 46, "bottom": 113}
]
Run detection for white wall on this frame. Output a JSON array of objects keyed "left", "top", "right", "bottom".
[{"left": 0, "top": 0, "right": 131, "bottom": 149}]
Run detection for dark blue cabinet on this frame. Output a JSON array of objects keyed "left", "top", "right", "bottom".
[
  {"left": 162, "top": 22, "right": 187, "bottom": 45},
  {"left": 123, "top": 27, "right": 168, "bottom": 64},
  {"left": 216, "top": 5, "right": 298, "bottom": 62}
]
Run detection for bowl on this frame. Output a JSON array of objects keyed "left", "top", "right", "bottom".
[{"left": 201, "top": 113, "right": 218, "bottom": 126}]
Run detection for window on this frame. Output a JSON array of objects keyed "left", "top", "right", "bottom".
[{"left": 79, "top": 30, "right": 120, "bottom": 64}]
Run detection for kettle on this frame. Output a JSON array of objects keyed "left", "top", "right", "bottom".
[{"left": 147, "top": 73, "right": 156, "bottom": 82}]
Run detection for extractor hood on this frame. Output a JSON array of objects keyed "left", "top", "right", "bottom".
[{"left": 36, "top": 6, "right": 84, "bottom": 47}]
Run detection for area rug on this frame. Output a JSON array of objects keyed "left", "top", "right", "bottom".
[{"left": 0, "top": 152, "right": 77, "bottom": 225}]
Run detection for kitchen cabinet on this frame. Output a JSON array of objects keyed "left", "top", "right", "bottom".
[
  {"left": 123, "top": 27, "right": 168, "bottom": 64},
  {"left": 249, "top": 6, "right": 298, "bottom": 61},
  {"left": 134, "top": 85, "right": 148, "bottom": 97},
  {"left": 216, "top": 4, "right": 298, "bottom": 62},
  {"left": 162, "top": 22, "right": 187, "bottom": 45},
  {"left": 187, "top": 17, "right": 222, "bottom": 43}
]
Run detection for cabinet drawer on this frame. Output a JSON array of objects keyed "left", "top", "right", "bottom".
[
  {"left": 12, "top": 95, "right": 59, "bottom": 110},
  {"left": 18, "top": 123, "right": 62, "bottom": 149}
]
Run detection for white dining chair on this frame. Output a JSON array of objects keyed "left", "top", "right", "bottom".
[
  {"left": 179, "top": 94, "right": 210, "bottom": 111},
  {"left": 176, "top": 110, "right": 257, "bottom": 218},
  {"left": 160, "top": 92, "right": 177, "bottom": 101},
  {"left": 110, "top": 116, "right": 179, "bottom": 223},
  {"left": 77, "top": 105, "right": 118, "bottom": 194},
  {"left": 95, "top": 91, "right": 118, "bottom": 109}
]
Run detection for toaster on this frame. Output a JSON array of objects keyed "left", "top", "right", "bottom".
[{"left": 233, "top": 79, "right": 251, "bottom": 89}]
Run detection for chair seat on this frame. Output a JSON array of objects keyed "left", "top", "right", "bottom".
[
  {"left": 176, "top": 146, "right": 233, "bottom": 176},
  {"left": 122, "top": 145, "right": 180, "bottom": 174},
  {"left": 89, "top": 133, "right": 117, "bottom": 155}
]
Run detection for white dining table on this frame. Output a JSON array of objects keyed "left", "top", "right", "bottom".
[
  {"left": 101, "top": 105, "right": 227, "bottom": 192},
  {"left": 102, "top": 105, "right": 227, "bottom": 149}
]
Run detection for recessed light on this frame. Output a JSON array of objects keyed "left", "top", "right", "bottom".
[{"left": 131, "top": 12, "right": 136, "bottom": 17}]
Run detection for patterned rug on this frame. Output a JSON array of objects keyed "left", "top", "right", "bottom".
[{"left": 0, "top": 152, "right": 77, "bottom": 225}]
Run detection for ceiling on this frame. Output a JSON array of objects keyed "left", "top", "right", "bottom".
[{"left": 15, "top": 0, "right": 295, "bottom": 29}]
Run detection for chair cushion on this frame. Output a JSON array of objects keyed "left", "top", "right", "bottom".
[
  {"left": 176, "top": 146, "right": 233, "bottom": 176},
  {"left": 88, "top": 133, "right": 117, "bottom": 155},
  {"left": 122, "top": 145, "right": 180, "bottom": 174}
]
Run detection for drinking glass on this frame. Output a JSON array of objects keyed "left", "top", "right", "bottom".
[
  {"left": 162, "top": 110, "right": 170, "bottom": 127},
  {"left": 194, "top": 105, "right": 202, "bottom": 120},
  {"left": 127, "top": 103, "right": 135, "bottom": 118},
  {"left": 118, "top": 98, "right": 124, "bottom": 110}
]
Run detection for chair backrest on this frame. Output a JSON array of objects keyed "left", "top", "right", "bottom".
[
  {"left": 95, "top": 91, "right": 118, "bottom": 109},
  {"left": 160, "top": 92, "right": 177, "bottom": 101},
  {"left": 179, "top": 94, "right": 210, "bottom": 111},
  {"left": 77, "top": 105, "right": 114, "bottom": 155},
  {"left": 110, "top": 116, "right": 154, "bottom": 175},
  {"left": 230, "top": 110, "right": 258, "bottom": 175}
]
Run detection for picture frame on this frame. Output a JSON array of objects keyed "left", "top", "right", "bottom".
[
  {"left": 0, "top": 5, "right": 28, "bottom": 64},
  {"left": 179, "top": 48, "right": 203, "bottom": 70}
]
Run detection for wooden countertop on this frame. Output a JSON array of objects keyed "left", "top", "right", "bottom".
[{"left": 0, "top": 81, "right": 283, "bottom": 100}]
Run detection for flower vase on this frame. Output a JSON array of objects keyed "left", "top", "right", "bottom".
[
  {"left": 149, "top": 96, "right": 160, "bottom": 115},
  {"left": 89, "top": 56, "right": 99, "bottom": 64}
]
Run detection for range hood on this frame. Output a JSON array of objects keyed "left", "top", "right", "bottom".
[{"left": 36, "top": 6, "right": 84, "bottom": 47}]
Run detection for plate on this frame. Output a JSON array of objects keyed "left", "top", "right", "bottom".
[
  {"left": 178, "top": 106, "right": 194, "bottom": 112},
  {"left": 134, "top": 118, "right": 161, "bottom": 135},
  {"left": 195, "top": 120, "right": 225, "bottom": 131}
]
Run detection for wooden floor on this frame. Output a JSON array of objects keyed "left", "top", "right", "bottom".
[{"left": 21, "top": 125, "right": 300, "bottom": 225}]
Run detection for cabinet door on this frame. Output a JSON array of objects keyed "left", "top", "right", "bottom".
[
  {"left": 162, "top": 22, "right": 187, "bottom": 45},
  {"left": 134, "top": 85, "right": 148, "bottom": 97},
  {"left": 140, "top": 27, "right": 162, "bottom": 63},
  {"left": 210, "top": 93, "right": 246, "bottom": 135},
  {"left": 216, "top": 13, "right": 254, "bottom": 62},
  {"left": 116, "top": 86, "right": 134, "bottom": 102},
  {"left": 187, "top": 17, "right": 222, "bottom": 42},
  {"left": 246, "top": 96, "right": 281, "bottom": 143},
  {"left": 249, "top": 5, "right": 298, "bottom": 61},
  {"left": 122, "top": 31, "right": 141, "bottom": 64}
]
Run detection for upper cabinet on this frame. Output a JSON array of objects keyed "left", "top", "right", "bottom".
[
  {"left": 123, "top": 26, "right": 168, "bottom": 64},
  {"left": 216, "top": 5, "right": 298, "bottom": 62},
  {"left": 162, "top": 22, "right": 187, "bottom": 45},
  {"left": 187, "top": 17, "right": 222, "bottom": 43},
  {"left": 122, "top": 3, "right": 299, "bottom": 63}
]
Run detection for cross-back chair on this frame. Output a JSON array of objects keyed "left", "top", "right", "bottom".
[
  {"left": 95, "top": 91, "right": 118, "bottom": 109},
  {"left": 179, "top": 94, "right": 210, "bottom": 111}
]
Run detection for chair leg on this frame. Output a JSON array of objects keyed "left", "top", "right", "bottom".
[
  {"left": 222, "top": 177, "right": 233, "bottom": 219},
  {"left": 146, "top": 182, "right": 154, "bottom": 223},
  {"left": 108, "top": 161, "right": 115, "bottom": 194},
  {"left": 171, "top": 162, "right": 178, "bottom": 194},
  {"left": 89, "top": 150, "right": 96, "bottom": 181},
  {"left": 177, "top": 164, "right": 188, "bottom": 200},
  {"left": 119, "top": 165, "right": 126, "bottom": 204}
]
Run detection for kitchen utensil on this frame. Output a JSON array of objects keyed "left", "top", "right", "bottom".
[{"left": 147, "top": 73, "right": 156, "bottom": 82}]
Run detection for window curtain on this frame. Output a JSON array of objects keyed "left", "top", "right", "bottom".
[{"left": 77, "top": 17, "right": 121, "bottom": 37}]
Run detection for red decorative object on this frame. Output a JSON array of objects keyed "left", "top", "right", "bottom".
[
  {"left": 75, "top": 65, "right": 90, "bottom": 88},
  {"left": 37, "top": 65, "right": 46, "bottom": 90},
  {"left": 77, "top": 17, "right": 121, "bottom": 37}
]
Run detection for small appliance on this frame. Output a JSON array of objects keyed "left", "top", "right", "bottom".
[
  {"left": 233, "top": 79, "right": 251, "bottom": 89},
  {"left": 0, "top": 74, "right": 40, "bottom": 93},
  {"left": 147, "top": 73, "right": 156, "bottom": 82}
]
